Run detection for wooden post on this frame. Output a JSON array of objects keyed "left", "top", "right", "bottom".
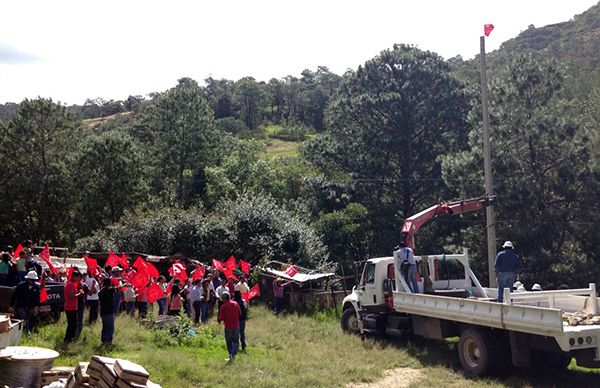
[{"left": 480, "top": 36, "right": 497, "bottom": 288}]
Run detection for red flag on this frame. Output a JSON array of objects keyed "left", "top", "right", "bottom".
[
  {"left": 223, "top": 267, "right": 238, "bottom": 281},
  {"left": 119, "top": 253, "right": 129, "bottom": 270},
  {"left": 40, "top": 287, "right": 48, "bottom": 303},
  {"left": 240, "top": 259, "right": 251, "bottom": 275},
  {"left": 12, "top": 244, "right": 23, "bottom": 259},
  {"left": 122, "top": 269, "right": 135, "bottom": 282},
  {"left": 145, "top": 262, "right": 159, "bottom": 279},
  {"left": 106, "top": 251, "right": 120, "bottom": 267},
  {"left": 168, "top": 261, "right": 187, "bottom": 282},
  {"left": 248, "top": 284, "right": 260, "bottom": 300},
  {"left": 484, "top": 24, "right": 494, "bottom": 37},
  {"left": 133, "top": 256, "right": 159, "bottom": 278},
  {"left": 241, "top": 292, "right": 250, "bottom": 304},
  {"left": 284, "top": 265, "right": 298, "bottom": 278},
  {"left": 212, "top": 258, "right": 226, "bottom": 272},
  {"left": 39, "top": 244, "right": 58, "bottom": 274},
  {"left": 225, "top": 256, "right": 237, "bottom": 271},
  {"left": 131, "top": 271, "right": 150, "bottom": 291},
  {"left": 67, "top": 265, "right": 74, "bottom": 282},
  {"left": 145, "top": 282, "right": 165, "bottom": 303},
  {"left": 84, "top": 256, "right": 99, "bottom": 277},
  {"left": 192, "top": 264, "right": 205, "bottom": 281}
]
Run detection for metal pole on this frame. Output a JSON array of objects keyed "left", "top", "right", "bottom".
[{"left": 480, "top": 36, "right": 497, "bottom": 288}]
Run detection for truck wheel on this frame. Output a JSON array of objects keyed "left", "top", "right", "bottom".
[
  {"left": 458, "top": 328, "right": 495, "bottom": 377},
  {"left": 341, "top": 308, "right": 360, "bottom": 334}
]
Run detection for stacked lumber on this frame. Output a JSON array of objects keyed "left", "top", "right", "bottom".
[
  {"left": 40, "top": 367, "right": 74, "bottom": 387},
  {"left": 563, "top": 311, "right": 600, "bottom": 326},
  {"left": 42, "top": 356, "right": 160, "bottom": 388}
]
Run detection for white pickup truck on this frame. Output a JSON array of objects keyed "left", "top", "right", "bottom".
[{"left": 341, "top": 249, "right": 600, "bottom": 376}]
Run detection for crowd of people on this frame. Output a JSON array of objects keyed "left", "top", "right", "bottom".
[{"left": 4, "top": 242, "right": 301, "bottom": 361}]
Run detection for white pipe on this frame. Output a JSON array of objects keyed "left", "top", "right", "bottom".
[{"left": 589, "top": 283, "right": 598, "bottom": 315}]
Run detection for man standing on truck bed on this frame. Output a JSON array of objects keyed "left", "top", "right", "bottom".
[
  {"left": 494, "top": 241, "right": 523, "bottom": 302},
  {"left": 395, "top": 242, "right": 419, "bottom": 293}
]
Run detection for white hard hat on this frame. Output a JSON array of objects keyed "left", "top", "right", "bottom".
[
  {"left": 516, "top": 285, "right": 526, "bottom": 292},
  {"left": 513, "top": 281, "right": 522, "bottom": 289},
  {"left": 502, "top": 241, "right": 514, "bottom": 249},
  {"left": 532, "top": 283, "right": 542, "bottom": 291},
  {"left": 25, "top": 270, "right": 39, "bottom": 280},
  {"left": 112, "top": 266, "right": 122, "bottom": 272}
]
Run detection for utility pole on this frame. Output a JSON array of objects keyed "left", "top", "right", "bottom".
[{"left": 480, "top": 35, "right": 497, "bottom": 288}]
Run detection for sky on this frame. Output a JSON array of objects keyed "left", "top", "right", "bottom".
[{"left": 1, "top": 0, "right": 598, "bottom": 104}]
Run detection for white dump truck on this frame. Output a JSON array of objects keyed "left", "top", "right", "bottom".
[{"left": 341, "top": 197, "right": 600, "bottom": 376}]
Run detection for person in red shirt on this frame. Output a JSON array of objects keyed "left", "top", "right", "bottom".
[
  {"left": 64, "top": 271, "right": 83, "bottom": 342},
  {"left": 217, "top": 291, "right": 241, "bottom": 361}
]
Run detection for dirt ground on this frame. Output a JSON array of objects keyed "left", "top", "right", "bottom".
[{"left": 346, "top": 367, "right": 421, "bottom": 388}]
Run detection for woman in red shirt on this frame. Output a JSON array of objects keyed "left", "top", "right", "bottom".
[{"left": 64, "top": 271, "right": 83, "bottom": 342}]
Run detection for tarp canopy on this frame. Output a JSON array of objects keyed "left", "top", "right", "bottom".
[{"left": 260, "top": 261, "right": 336, "bottom": 283}]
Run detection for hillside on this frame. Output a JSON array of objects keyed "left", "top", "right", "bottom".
[{"left": 490, "top": 2, "right": 600, "bottom": 78}]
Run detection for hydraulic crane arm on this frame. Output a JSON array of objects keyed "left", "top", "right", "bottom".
[{"left": 400, "top": 195, "right": 495, "bottom": 249}]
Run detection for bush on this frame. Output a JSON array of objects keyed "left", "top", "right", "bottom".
[
  {"left": 271, "top": 124, "right": 314, "bottom": 141},
  {"left": 216, "top": 117, "right": 249, "bottom": 135},
  {"left": 75, "top": 195, "right": 331, "bottom": 270}
]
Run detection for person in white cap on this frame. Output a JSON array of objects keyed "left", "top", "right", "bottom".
[
  {"left": 10, "top": 270, "right": 41, "bottom": 334},
  {"left": 532, "top": 283, "right": 542, "bottom": 291},
  {"left": 494, "top": 241, "right": 523, "bottom": 303}
]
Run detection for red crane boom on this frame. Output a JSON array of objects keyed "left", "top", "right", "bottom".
[{"left": 400, "top": 195, "right": 495, "bottom": 249}]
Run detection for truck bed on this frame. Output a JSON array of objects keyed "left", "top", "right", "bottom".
[{"left": 393, "top": 290, "right": 600, "bottom": 355}]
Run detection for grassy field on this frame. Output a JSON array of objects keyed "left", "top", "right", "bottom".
[
  {"left": 264, "top": 138, "right": 301, "bottom": 158},
  {"left": 23, "top": 306, "right": 600, "bottom": 387}
]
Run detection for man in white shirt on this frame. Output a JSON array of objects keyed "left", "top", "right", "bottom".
[
  {"left": 84, "top": 271, "right": 100, "bottom": 324},
  {"left": 189, "top": 279, "right": 203, "bottom": 324},
  {"left": 394, "top": 242, "right": 419, "bottom": 293},
  {"left": 215, "top": 280, "right": 229, "bottom": 310},
  {"left": 235, "top": 275, "right": 249, "bottom": 293}
]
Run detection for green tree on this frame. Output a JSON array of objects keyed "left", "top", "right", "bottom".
[
  {"left": 136, "top": 78, "right": 221, "bottom": 207},
  {"left": 442, "top": 54, "right": 596, "bottom": 287},
  {"left": 71, "top": 130, "right": 148, "bottom": 236},
  {"left": 305, "top": 44, "right": 471, "bottom": 255},
  {"left": 313, "top": 202, "right": 373, "bottom": 270},
  {"left": 232, "top": 77, "right": 268, "bottom": 129},
  {"left": 0, "top": 98, "right": 79, "bottom": 243}
]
